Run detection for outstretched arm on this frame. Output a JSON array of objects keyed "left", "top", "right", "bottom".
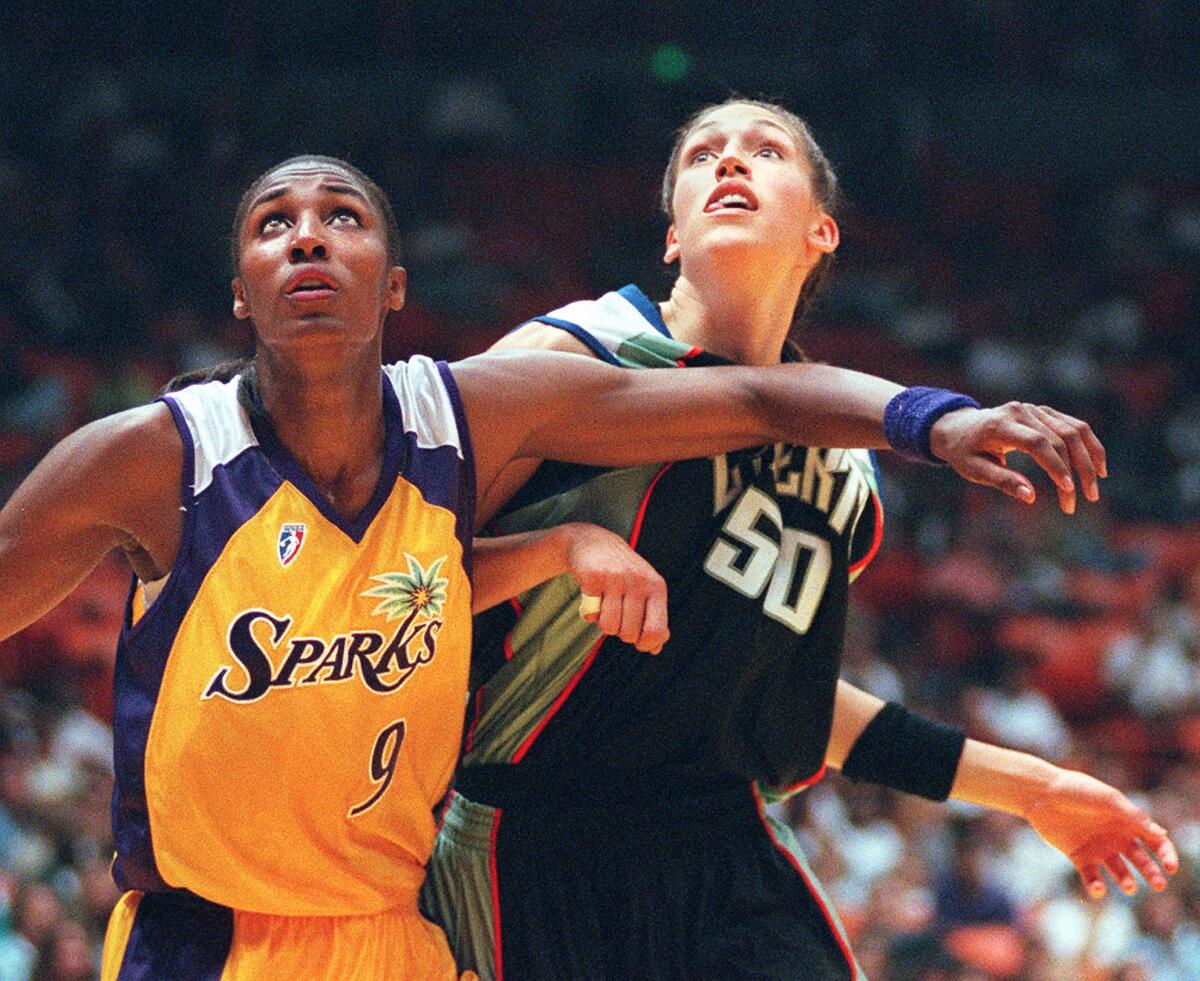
[
  {"left": 453, "top": 350, "right": 900, "bottom": 496},
  {"left": 949, "top": 741, "right": 1177, "bottom": 897},
  {"left": 472, "top": 523, "right": 669, "bottom": 654},
  {"left": 828, "top": 680, "right": 1178, "bottom": 897},
  {"left": 0, "top": 404, "right": 182, "bottom": 642},
  {"left": 450, "top": 350, "right": 1104, "bottom": 522}
]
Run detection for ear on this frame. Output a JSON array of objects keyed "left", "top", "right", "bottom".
[
  {"left": 662, "top": 224, "right": 680, "bottom": 265},
  {"left": 386, "top": 266, "right": 407, "bottom": 311},
  {"left": 808, "top": 213, "right": 839, "bottom": 254},
  {"left": 232, "top": 277, "right": 250, "bottom": 320}
]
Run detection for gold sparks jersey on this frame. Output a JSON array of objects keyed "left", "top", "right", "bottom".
[{"left": 112, "top": 358, "right": 474, "bottom": 916}]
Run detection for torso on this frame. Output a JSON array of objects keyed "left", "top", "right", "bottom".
[
  {"left": 464, "top": 286, "right": 881, "bottom": 797},
  {"left": 112, "top": 359, "right": 477, "bottom": 915}
]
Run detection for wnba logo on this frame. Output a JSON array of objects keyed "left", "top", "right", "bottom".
[{"left": 278, "top": 523, "right": 306, "bottom": 567}]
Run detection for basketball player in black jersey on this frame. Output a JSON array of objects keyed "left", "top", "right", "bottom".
[{"left": 421, "top": 100, "right": 1178, "bottom": 980}]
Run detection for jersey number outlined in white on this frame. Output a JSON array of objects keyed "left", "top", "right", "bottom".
[{"left": 704, "top": 486, "right": 832, "bottom": 635}]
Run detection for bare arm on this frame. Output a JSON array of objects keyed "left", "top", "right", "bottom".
[
  {"left": 457, "top": 337, "right": 1105, "bottom": 525},
  {"left": 475, "top": 325, "right": 596, "bottom": 525},
  {"left": 826, "top": 680, "right": 1178, "bottom": 897},
  {"left": 472, "top": 523, "right": 669, "bottom": 653},
  {"left": 0, "top": 404, "right": 183, "bottom": 641},
  {"left": 825, "top": 679, "right": 886, "bottom": 770},
  {"left": 948, "top": 740, "right": 1177, "bottom": 897},
  {"left": 452, "top": 349, "right": 904, "bottom": 508}
]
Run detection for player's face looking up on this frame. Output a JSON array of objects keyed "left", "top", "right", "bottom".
[
  {"left": 662, "top": 101, "right": 840, "bottom": 325},
  {"left": 231, "top": 161, "right": 406, "bottom": 355}
]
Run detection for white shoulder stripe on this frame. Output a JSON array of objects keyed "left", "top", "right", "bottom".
[
  {"left": 383, "top": 356, "right": 464, "bottom": 457},
  {"left": 163, "top": 376, "right": 258, "bottom": 497},
  {"left": 541, "top": 290, "right": 650, "bottom": 354}
]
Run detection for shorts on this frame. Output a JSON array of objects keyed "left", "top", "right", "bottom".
[
  {"left": 421, "top": 771, "right": 863, "bottom": 980},
  {"left": 102, "top": 888, "right": 475, "bottom": 980}
]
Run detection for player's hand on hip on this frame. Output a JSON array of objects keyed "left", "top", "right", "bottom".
[
  {"left": 929, "top": 402, "right": 1106, "bottom": 514},
  {"left": 1022, "top": 767, "right": 1178, "bottom": 898},
  {"left": 564, "top": 523, "right": 669, "bottom": 654}
]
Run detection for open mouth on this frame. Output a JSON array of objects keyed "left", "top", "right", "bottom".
[
  {"left": 284, "top": 269, "right": 340, "bottom": 298},
  {"left": 704, "top": 182, "right": 758, "bottom": 214}
]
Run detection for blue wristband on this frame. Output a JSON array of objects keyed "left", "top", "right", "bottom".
[{"left": 884, "top": 386, "right": 981, "bottom": 464}]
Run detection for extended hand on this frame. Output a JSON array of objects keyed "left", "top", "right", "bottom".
[
  {"left": 1022, "top": 768, "right": 1178, "bottom": 898},
  {"left": 930, "top": 403, "right": 1106, "bottom": 513},
  {"left": 564, "top": 523, "right": 669, "bottom": 654}
]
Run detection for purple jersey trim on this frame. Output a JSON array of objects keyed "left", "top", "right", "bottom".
[
  {"left": 436, "top": 359, "right": 476, "bottom": 578},
  {"left": 124, "top": 398, "right": 202, "bottom": 641},
  {"left": 111, "top": 449, "right": 283, "bottom": 893},
  {"left": 158, "top": 396, "right": 196, "bottom": 508},
  {"left": 116, "top": 891, "right": 233, "bottom": 980}
]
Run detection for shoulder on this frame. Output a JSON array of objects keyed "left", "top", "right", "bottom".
[
  {"left": 23, "top": 402, "right": 183, "bottom": 534},
  {"left": 67, "top": 401, "right": 182, "bottom": 473},
  {"left": 490, "top": 321, "right": 597, "bottom": 357}
]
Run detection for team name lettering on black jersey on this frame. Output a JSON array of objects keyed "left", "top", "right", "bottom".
[{"left": 714, "top": 445, "right": 870, "bottom": 534}]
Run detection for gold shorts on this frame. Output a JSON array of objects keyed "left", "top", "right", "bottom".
[{"left": 102, "top": 889, "right": 476, "bottom": 980}]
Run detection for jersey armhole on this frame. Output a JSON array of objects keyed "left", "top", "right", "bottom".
[
  {"left": 848, "top": 489, "right": 883, "bottom": 582},
  {"left": 848, "top": 451, "right": 884, "bottom": 582},
  {"left": 436, "top": 360, "right": 478, "bottom": 580},
  {"left": 124, "top": 397, "right": 198, "bottom": 633}
]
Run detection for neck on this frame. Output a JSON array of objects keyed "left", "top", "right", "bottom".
[
  {"left": 253, "top": 345, "right": 386, "bottom": 502},
  {"left": 659, "top": 255, "right": 808, "bottom": 366}
]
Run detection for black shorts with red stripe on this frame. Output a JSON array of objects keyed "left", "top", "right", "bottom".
[{"left": 422, "top": 768, "right": 862, "bottom": 981}]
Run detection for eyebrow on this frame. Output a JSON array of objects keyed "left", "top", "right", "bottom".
[
  {"left": 248, "top": 180, "right": 371, "bottom": 212},
  {"left": 688, "top": 118, "right": 794, "bottom": 141}
]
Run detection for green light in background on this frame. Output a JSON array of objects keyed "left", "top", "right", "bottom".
[{"left": 650, "top": 44, "right": 691, "bottom": 83}]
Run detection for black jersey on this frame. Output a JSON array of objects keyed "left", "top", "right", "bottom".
[{"left": 464, "top": 285, "right": 881, "bottom": 795}]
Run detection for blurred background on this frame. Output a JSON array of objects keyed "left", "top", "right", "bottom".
[{"left": 1, "top": 2, "right": 1198, "bottom": 978}]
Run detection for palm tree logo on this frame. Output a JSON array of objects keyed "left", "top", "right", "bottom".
[{"left": 361, "top": 553, "right": 450, "bottom": 622}]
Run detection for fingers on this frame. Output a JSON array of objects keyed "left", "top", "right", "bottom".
[
  {"left": 1075, "top": 852, "right": 1139, "bottom": 899},
  {"left": 1116, "top": 808, "right": 1179, "bottom": 890},
  {"left": 1151, "top": 828, "right": 1181, "bottom": 876},
  {"left": 618, "top": 590, "right": 648, "bottom": 647},
  {"left": 951, "top": 453, "right": 1036, "bottom": 504},
  {"left": 987, "top": 403, "right": 1109, "bottom": 513},
  {"left": 1122, "top": 842, "right": 1170, "bottom": 892},
  {"left": 1103, "top": 853, "right": 1139, "bottom": 896},
  {"left": 944, "top": 402, "right": 1108, "bottom": 514},
  {"left": 1073, "top": 824, "right": 1179, "bottom": 899},
  {"left": 1030, "top": 406, "right": 1102, "bottom": 504},
  {"left": 617, "top": 575, "right": 670, "bottom": 653},
  {"left": 1041, "top": 405, "right": 1107, "bottom": 480},
  {"left": 996, "top": 417, "right": 1077, "bottom": 513},
  {"left": 596, "top": 587, "right": 624, "bottom": 638},
  {"left": 1076, "top": 860, "right": 1108, "bottom": 899},
  {"left": 569, "top": 524, "right": 670, "bottom": 653},
  {"left": 1133, "top": 814, "right": 1180, "bottom": 873},
  {"left": 642, "top": 586, "right": 670, "bottom": 655},
  {"left": 577, "top": 574, "right": 669, "bottom": 654}
]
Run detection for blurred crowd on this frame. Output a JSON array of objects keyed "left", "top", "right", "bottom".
[{"left": 1, "top": 3, "right": 1198, "bottom": 978}]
